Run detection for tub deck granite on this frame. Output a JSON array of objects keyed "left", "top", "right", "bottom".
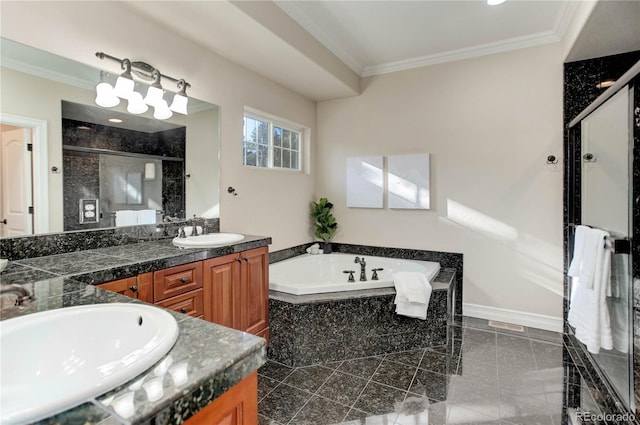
[
  {"left": 0, "top": 235, "right": 271, "bottom": 425},
  {"left": 268, "top": 268, "right": 455, "bottom": 367}
]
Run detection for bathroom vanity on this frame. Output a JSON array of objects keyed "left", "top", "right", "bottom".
[
  {"left": 97, "top": 246, "right": 270, "bottom": 342},
  {"left": 0, "top": 234, "right": 271, "bottom": 425}
]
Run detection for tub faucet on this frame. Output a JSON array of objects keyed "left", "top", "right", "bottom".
[
  {"left": 0, "top": 284, "right": 33, "bottom": 306},
  {"left": 354, "top": 256, "right": 367, "bottom": 281}
]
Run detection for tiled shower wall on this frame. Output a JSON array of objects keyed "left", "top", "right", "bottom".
[
  {"left": 62, "top": 118, "right": 186, "bottom": 230},
  {"left": 563, "top": 50, "right": 640, "bottom": 413}
]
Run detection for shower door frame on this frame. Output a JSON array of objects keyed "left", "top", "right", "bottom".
[{"left": 566, "top": 68, "right": 640, "bottom": 414}]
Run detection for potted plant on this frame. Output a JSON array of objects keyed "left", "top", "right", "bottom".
[{"left": 310, "top": 197, "right": 338, "bottom": 254}]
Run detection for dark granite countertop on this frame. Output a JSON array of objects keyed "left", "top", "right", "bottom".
[{"left": 0, "top": 234, "right": 271, "bottom": 424}]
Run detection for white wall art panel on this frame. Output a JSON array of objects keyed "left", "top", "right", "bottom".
[
  {"left": 346, "top": 156, "right": 383, "bottom": 208},
  {"left": 388, "top": 154, "right": 430, "bottom": 209}
]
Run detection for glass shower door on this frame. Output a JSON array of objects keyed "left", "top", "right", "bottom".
[{"left": 580, "top": 85, "right": 634, "bottom": 410}]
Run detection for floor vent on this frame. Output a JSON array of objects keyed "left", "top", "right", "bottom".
[{"left": 488, "top": 320, "right": 525, "bottom": 333}]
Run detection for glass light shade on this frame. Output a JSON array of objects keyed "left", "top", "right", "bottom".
[
  {"left": 153, "top": 100, "right": 173, "bottom": 120},
  {"left": 95, "top": 82, "right": 120, "bottom": 108},
  {"left": 127, "top": 91, "right": 149, "bottom": 115},
  {"left": 169, "top": 93, "right": 188, "bottom": 115},
  {"left": 144, "top": 85, "right": 165, "bottom": 107},
  {"left": 114, "top": 75, "right": 135, "bottom": 99}
]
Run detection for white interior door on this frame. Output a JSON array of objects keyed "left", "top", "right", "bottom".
[{"left": 1, "top": 128, "right": 33, "bottom": 236}]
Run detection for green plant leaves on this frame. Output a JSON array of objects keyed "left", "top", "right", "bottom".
[{"left": 310, "top": 197, "right": 338, "bottom": 242}]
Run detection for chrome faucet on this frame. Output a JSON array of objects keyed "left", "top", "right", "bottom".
[
  {"left": 0, "top": 284, "right": 33, "bottom": 306},
  {"left": 178, "top": 226, "right": 187, "bottom": 238},
  {"left": 354, "top": 256, "right": 367, "bottom": 281}
]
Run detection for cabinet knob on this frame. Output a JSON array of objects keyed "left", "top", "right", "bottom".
[
  {"left": 180, "top": 277, "right": 188, "bottom": 283},
  {"left": 243, "top": 257, "right": 249, "bottom": 262},
  {"left": 180, "top": 307, "right": 187, "bottom": 314},
  {"left": 129, "top": 285, "right": 138, "bottom": 292}
]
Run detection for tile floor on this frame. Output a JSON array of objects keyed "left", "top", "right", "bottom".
[{"left": 258, "top": 317, "right": 565, "bottom": 425}]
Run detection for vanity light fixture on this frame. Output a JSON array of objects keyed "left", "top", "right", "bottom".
[
  {"left": 95, "top": 52, "right": 190, "bottom": 120},
  {"left": 169, "top": 80, "right": 189, "bottom": 115},
  {"left": 113, "top": 58, "right": 135, "bottom": 99},
  {"left": 144, "top": 70, "right": 165, "bottom": 107},
  {"left": 95, "top": 71, "right": 120, "bottom": 108}
]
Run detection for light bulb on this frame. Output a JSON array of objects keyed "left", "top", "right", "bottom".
[
  {"left": 95, "top": 82, "right": 120, "bottom": 107},
  {"left": 114, "top": 75, "right": 135, "bottom": 99},
  {"left": 127, "top": 91, "right": 149, "bottom": 114},
  {"left": 169, "top": 93, "right": 188, "bottom": 115},
  {"left": 153, "top": 99, "right": 173, "bottom": 120},
  {"left": 144, "top": 85, "right": 165, "bottom": 107}
]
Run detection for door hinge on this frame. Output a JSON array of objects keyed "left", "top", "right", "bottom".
[
  {"left": 28, "top": 206, "right": 34, "bottom": 215},
  {"left": 27, "top": 143, "right": 33, "bottom": 152}
]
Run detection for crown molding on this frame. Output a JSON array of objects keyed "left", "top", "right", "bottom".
[
  {"left": 361, "top": 31, "right": 561, "bottom": 77},
  {"left": 553, "top": 0, "right": 580, "bottom": 39},
  {"left": 273, "top": 0, "right": 364, "bottom": 75},
  {"left": 1, "top": 56, "right": 95, "bottom": 91},
  {"left": 276, "top": 1, "right": 577, "bottom": 78}
]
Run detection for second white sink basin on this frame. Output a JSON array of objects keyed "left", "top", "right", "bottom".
[
  {"left": 0, "top": 303, "right": 179, "bottom": 424},
  {"left": 172, "top": 232, "right": 245, "bottom": 248}
]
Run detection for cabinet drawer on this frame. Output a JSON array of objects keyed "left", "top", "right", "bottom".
[
  {"left": 156, "top": 288, "right": 204, "bottom": 317},
  {"left": 154, "top": 262, "right": 203, "bottom": 302}
]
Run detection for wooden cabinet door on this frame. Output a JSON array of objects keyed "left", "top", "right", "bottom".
[
  {"left": 98, "top": 274, "right": 152, "bottom": 302},
  {"left": 239, "top": 247, "right": 269, "bottom": 337},
  {"left": 182, "top": 372, "right": 257, "bottom": 425},
  {"left": 203, "top": 254, "right": 240, "bottom": 328}
]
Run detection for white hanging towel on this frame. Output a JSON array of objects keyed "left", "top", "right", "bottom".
[
  {"left": 568, "top": 226, "right": 613, "bottom": 354},
  {"left": 393, "top": 272, "right": 432, "bottom": 320},
  {"left": 115, "top": 210, "right": 138, "bottom": 227},
  {"left": 137, "top": 209, "right": 157, "bottom": 225}
]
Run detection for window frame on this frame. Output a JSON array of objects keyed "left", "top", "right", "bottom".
[{"left": 243, "top": 110, "right": 304, "bottom": 172}]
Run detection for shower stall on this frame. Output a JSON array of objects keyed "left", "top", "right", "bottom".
[{"left": 566, "top": 59, "right": 640, "bottom": 415}]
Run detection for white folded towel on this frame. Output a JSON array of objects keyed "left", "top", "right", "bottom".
[
  {"left": 137, "top": 209, "right": 157, "bottom": 225},
  {"left": 568, "top": 225, "right": 588, "bottom": 277},
  {"left": 393, "top": 272, "right": 432, "bottom": 320},
  {"left": 568, "top": 226, "right": 613, "bottom": 354},
  {"left": 115, "top": 210, "right": 138, "bottom": 227}
]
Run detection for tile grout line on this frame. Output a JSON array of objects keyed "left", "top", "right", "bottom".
[
  {"left": 339, "top": 355, "right": 390, "bottom": 423},
  {"left": 283, "top": 365, "right": 339, "bottom": 425}
]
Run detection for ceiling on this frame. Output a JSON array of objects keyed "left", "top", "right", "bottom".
[
  {"left": 275, "top": 0, "right": 576, "bottom": 76},
  {"left": 123, "top": 0, "right": 586, "bottom": 101}
]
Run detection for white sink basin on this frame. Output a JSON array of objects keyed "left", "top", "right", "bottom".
[
  {"left": 0, "top": 303, "right": 179, "bottom": 424},
  {"left": 172, "top": 232, "right": 245, "bottom": 248}
]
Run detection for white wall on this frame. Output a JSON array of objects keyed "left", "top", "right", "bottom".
[
  {"left": 0, "top": 1, "right": 316, "bottom": 250},
  {"left": 317, "top": 43, "right": 565, "bottom": 326}
]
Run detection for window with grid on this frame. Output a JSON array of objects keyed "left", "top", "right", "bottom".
[{"left": 243, "top": 113, "right": 302, "bottom": 171}]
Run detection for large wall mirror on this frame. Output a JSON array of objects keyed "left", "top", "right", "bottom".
[{"left": 0, "top": 38, "right": 220, "bottom": 237}]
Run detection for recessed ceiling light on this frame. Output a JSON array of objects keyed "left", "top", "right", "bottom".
[
  {"left": 487, "top": 0, "right": 507, "bottom": 5},
  {"left": 596, "top": 80, "right": 615, "bottom": 89},
  {"left": 108, "top": 118, "right": 123, "bottom": 123}
]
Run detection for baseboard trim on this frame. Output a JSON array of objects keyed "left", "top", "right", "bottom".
[{"left": 463, "top": 303, "right": 562, "bottom": 332}]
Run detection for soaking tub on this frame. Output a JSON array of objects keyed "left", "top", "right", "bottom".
[{"left": 269, "top": 253, "right": 440, "bottom": 295}]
